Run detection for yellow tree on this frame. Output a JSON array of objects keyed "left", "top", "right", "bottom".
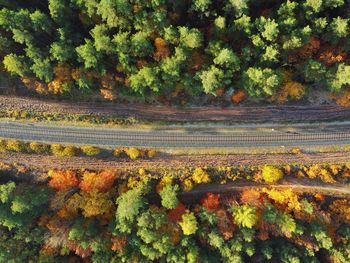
[{"left": 67, "top": 190, "right": 115, "bottom": 217}]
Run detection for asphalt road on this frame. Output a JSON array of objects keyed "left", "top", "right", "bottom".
[{"left": 2, "top": 121, "right": 350, "bottom": 148}]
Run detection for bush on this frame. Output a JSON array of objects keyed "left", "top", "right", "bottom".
[
  {"left": 124, "top": 148, "right": 140, "bottom": 160},
  {"left": 0, "top": 140, "right": 6, "bottom": 152},
  {"left": 28, "top": 142, "right": 50, "bottom": 154},
  {"left": 261, "top": 165, "right": 284, "bottom": 183},
  {"left": 114, "top": 148, "right": 124, "bottom": 157},
  {"left": 147, "top": 149, "right": 157, "bottom": 158},
  {"left": 6, "top": 140, "right": 25, "bottom": 152},
  {"left": 51, "top": 144, "right": 78, "bottom": 157},
  {"left": 192, "top": 168, "right": 211, "bottom": 184},
  {"left": 62, "top": 146, "right": 79, "bottom": 157},
  {"left": 80, "top": 145, "right": 101, "bottom": 156},
  {"left": 50, "top": 144, "right": 65, "bottom": 157}
]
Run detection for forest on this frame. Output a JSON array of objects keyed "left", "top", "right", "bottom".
[
  {"left": 0, "top": 164, "right": 349, "bottom": 262},
  {"left": 1, "top": 0, "right": 350, "bottom": 103}
]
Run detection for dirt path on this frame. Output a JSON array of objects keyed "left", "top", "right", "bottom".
[
  {"left": 1, "top": 95, "right": 350, "bottom": 122},
  {"left": 180, "top": 177, "right": 350, "bottom": 199},
  {"left": 179, "top": 178, "right": 350, "bottom": 200},
  {"left": 2, "top": 151, "right": 350, "bottom": 171}
]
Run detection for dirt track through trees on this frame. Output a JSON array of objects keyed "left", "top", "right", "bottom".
[{"left": 180, "top": 178, "right": 350, "bottom": 199}]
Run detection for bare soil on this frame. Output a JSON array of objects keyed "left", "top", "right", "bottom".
[
  {"left": 1, "top": 95, "right": 350, "bottom": 123},
  {"left": 1, "top": 152, "right": 350, "bottom": 171}
]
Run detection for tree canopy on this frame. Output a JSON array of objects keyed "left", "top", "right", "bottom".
[{"left": 1, "top": 0, "right": 350, "bottom": 102}]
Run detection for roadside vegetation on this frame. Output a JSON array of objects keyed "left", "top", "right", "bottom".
[
  {"left": 46, "top": 163, "right": 350, "bottom": 189},
  {"left": 0, "top": 109, "right": 146, "bottom": 127},
  {"left": 1, "top": 1, "right": 350, "bottom": 105},
  {"left": 0, "top": 138, "right": 157, "bottom": 160},
  {"left": 0, "top": 165, "right": 349, "bottom": 262}
]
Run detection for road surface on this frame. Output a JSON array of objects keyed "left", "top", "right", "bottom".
[{"left": 1, "top": 121, "right": 350, "bottom": 148}]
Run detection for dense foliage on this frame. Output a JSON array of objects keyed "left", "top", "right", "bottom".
[
  {"left": 1, "top": 1, "right": 350, "bottom": 103},
  {"left": 0, "top": 138, "right": 157, "bottom": 159},
  {"left": 0, "top": 167, "right": 349, "bottom": 262}
]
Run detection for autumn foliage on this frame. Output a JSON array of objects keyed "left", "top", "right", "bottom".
[
  {"left": 231, "top": 90, "right": 246, "bottom": 104},
  {"left": 1, "top": 167, "right": 350, "bottom": 262},
  {"left": 79, "top": 170, "right": 117, "bottom": 192},
  {"left": 201, "top": 193, "right": 220, "bottom": 212},
  {"left": 272, "top": 81, "right": 306, "bottom": 103},
  {"left": 240, "top": 189, "right": 263, "bottom": 207},
  {"left": 319, "top": 47, "right": 346, "bottom": 66},
  {"left": 216, "top": 209, "right": 235, "bottom": 240},
  {"left": 48, "top": 170, "right": 79, "bottom": 190},
  {"left": 329, "top": 200, "right": 350, "bottom": 223},
  {"left": 167, "top": 202, "right": 186, "bottom": 222},
  {"left": 154, "top": 37, "right": 170, "bottom": 62}
]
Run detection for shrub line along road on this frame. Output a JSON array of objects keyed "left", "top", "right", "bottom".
[{"left": 2, "top": 121, "right": 350, "bottom": 148}]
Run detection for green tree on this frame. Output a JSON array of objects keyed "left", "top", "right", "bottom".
[
  {"left": 91, "top": 24, "right": 113, "bottom": 54},
  {"left": 115, "top": 184, "right": 149, "bottom": 233},
  {"left": 178, "top": 27, "right": 203, "bottom": 49},
  {"left": 277, "top": 213, "right": 296, "bottom": 234},
  {"left": 199, "top": 66, "right": 225, "bottom": 94},
  {"left": 131, "top": 32, "right": 153, "bottom": 57},
  {"left": 50, "top": 28, "right": 77, "bottom": 62},
  {"left": 30, "top": 57, "right": 53, "bottom": 82},
  {"left": 159, "top": 184, "right": 179, "bottom": 209},
  {"left": 0, "top": 182, "right": 15, "bottom": 203},
  {"left": 30, "top": 10, "right": 53, "bottom": 33},
  {"left": 3, "top": 54, "right": 30, "bottom": 77},
  {"left": 48, "top": 0, "right": 69, "bottom": 21},
  {"left": 0, "top": 183, "right": 51, "bottom": 231},
  {"left": 302, "top": 59, "right": 327, "bottom": 83},
  {"left": 309, "top": 222, "right": 333, "bottom": 250},
  {"left": 192, "top": 0, "right": 212, "bottom": 16},
  {"left": 11, "top": 187, "right": 50, "bottom": 214},
  {"left": 213, "top": 48, "right": 240, "bottom": 70},
  {"left": 263, "top": 203, "right": 297, "bottom": 234},
  {"left": 262, "top": 45, "right": 279, "bottom": 62},
  {"left": 136, "top": 207, "right": 172, "bottom": 260},
  {"left": 129, "top": 66, "right": 161, "bottom": 94},
  {"left": 330, "top": 17, "right": 349, "bottom": 38},
  {"left": 231, "top": 204, "right": 257, "bottom": 229},
  {"left": 76, "top": 39, "right": 101, "bottom": 69},
  {"left": 257, "top": 17, "right": 279, "bottom": 42},
  {"left": 242, "top": 67, "right": 281, "bottom": 97},
  {"left": 227, "top": 0, "right": 249, "bottom": 16},
  {"left": 328, "top": 63, "right": 350, "bottom": 92}
]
